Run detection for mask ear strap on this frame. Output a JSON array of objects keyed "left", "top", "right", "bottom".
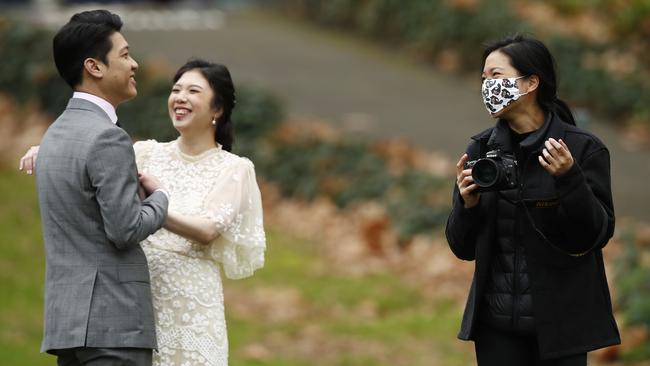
[{"left": 515, "top": 75, "right": 532, "bottom": 96}]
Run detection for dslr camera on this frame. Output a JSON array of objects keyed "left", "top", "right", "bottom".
[{"left": 464, "top": 150, "right": 518, "bottom": 192}]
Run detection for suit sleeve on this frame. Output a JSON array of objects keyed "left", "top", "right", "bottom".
[
  {"left": 87, "top": 128, "right": 169, "bottom": 249},
  {"left": 445, "top": 142, "right": 483, "bottom": 261},
  {"left": 553, "top": 147, "right": 615, "bottom": 254}
]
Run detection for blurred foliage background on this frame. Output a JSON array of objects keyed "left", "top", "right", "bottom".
[{"left": 270, "top": 0, "right": 650, "bottom": 130}]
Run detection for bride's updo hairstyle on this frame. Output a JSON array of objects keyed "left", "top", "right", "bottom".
[{"left": 173, "top": 59, "right": 236, "bottom": 151}]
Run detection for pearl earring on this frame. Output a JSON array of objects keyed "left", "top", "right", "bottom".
[{"left": 211, "top": 119, "right": 217, "bottom": 126}]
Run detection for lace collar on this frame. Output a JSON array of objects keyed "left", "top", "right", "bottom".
[{"left": 172, "top": 139, "right": 223, "bottom": 163}]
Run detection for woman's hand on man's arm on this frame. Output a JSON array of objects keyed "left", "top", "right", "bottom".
[{"left": 19, "top": 145, "right": 40, "bottom": 175}]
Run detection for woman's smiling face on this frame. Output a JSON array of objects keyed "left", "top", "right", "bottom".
[{"left": 168, "top": 69, "right": 219, "bottom": 132}]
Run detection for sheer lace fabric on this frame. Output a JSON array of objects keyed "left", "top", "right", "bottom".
[{"left": 134, "top": 139, "right": 265, "bottom": 366}]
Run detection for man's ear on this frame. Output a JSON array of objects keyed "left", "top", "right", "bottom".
[{"left": 83, "top": 58, "right": 104, "bottom": 80}]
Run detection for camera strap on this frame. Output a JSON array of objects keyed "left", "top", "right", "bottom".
[
  {"left": 521, "top": 197, "right": 593, "bottom": 257},
  {"left": 478, "top": 136, "right": 489, "bottom": 157},
  {"left": 517, "top": 153, "right": 594, "bottom": 258}
]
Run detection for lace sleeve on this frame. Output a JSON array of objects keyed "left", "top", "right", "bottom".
[
  {"left": 204, "top": 157, "right": 266, "bottom": 279},
  {"left": 132, "top": 139, "right": 158, "bottom": 171}
]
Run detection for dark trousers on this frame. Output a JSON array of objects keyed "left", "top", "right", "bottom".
[
  {"left": 474, "top": 323, "right": 587, "bottom": 366},
  {"left": 56, "top": 347, "right": 152, "bottom": 366}
]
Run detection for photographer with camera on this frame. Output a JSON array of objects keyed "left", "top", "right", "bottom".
[{"left": 446, "top": 34, "right": 619, "bottom": 366}]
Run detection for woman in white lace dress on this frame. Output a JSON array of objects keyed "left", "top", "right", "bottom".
[{"left": 133, "top": 59, "right": 266, "bottom": 366}]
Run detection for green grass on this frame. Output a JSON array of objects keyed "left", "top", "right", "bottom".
[
  {"left": 0, "top": 168, "right": 472, "bottom": 365},
  {"left": 0, "top": 169, "right": 50, "bottom": 365},
  {"left": 226, "top": 230, "right": 472, "bottom": 366}
]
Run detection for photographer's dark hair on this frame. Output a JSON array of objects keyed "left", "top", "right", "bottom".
[
  {"left": 482, "top": 34, "right": 576, "bottom": 125},
  {"left": 173, "top": 59, "right": 236, "bottom": 151},
  {"left": 53, "top": 10, "right": 123, "bottom": 88}
]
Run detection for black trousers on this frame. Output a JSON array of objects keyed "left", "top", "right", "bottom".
[
  {"left": 56, "top": 347, "right": 152, "bottom": 366},
  {"left": 474, "top": 323, "right": 587, "bottom": 366}
]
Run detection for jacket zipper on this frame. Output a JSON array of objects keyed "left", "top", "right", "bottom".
[{"left": 512, "top": 150, "right": 533, "bottom": 330}]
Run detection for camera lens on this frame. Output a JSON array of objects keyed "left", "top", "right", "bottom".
[{"left": 472, "top": 159, "right": 500, "bottom": 188}]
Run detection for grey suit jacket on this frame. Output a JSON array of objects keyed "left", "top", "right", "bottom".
[{"left": 36, "top": 98, "right": 168, "bottom": 353}]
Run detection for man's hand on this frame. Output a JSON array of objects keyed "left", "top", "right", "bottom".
[
  {"left": 138, "top": 173, "right": 164, "bottom": 196},
  {"left": 456, "top": 153, "right": 480, "bottom": 209},
  {"left": 19, "top": 145, "right": 40, "bottom": 175}
]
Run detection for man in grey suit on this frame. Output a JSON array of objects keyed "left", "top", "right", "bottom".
[{"left": 34, "top": 10, "right": 168, "bottom": 365}]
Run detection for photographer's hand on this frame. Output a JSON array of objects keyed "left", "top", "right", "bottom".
[
  {"left": 538, "top": 138, "right": 574, "bottom": 176},
  {"left": 457, "top": 153, "right": 480, "bottom": 208}
]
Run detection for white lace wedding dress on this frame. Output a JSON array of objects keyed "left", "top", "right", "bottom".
[{"left": 134, "top": 139, "right": 266, "bottom": 366}]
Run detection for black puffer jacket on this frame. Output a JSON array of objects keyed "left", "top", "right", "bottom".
[
  {"left": 446, "top": 112, "right": 620, "bottom": 359},
  {"left": 481, "top": 192, "right": 535, "bottom": 333},
  {"left": 481, "top": 130, "right": 535, "bottom": 333}
]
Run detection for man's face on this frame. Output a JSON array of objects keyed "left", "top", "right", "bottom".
[{"left": 99, "top": 32, "right": 138, "bottom": 106}]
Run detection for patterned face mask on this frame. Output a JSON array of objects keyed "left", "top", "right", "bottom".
[{"left": 481, "top": 76, "right": 529, "bottom": 115}]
